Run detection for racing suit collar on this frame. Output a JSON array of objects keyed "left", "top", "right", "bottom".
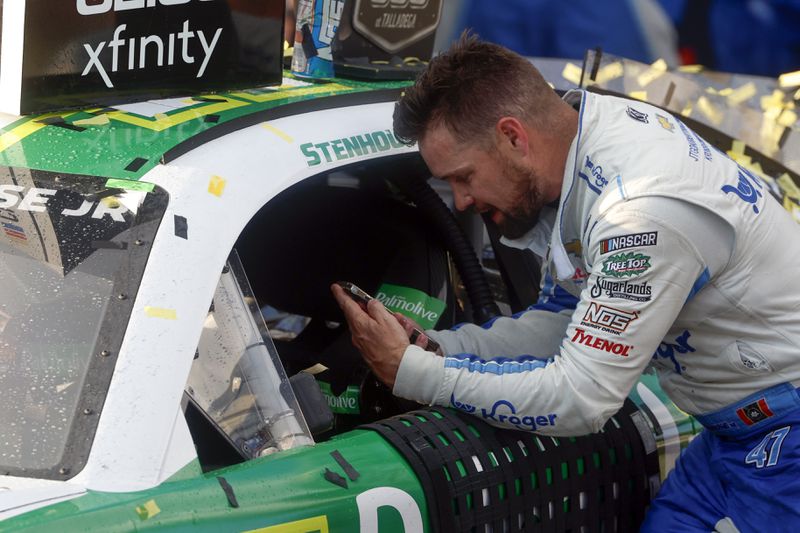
[
  {"left": 498, "top": 89, "right": 592, "bottom": 282},
  {"left": 549, "top": 89, "right": 586, "bottom": 280}
]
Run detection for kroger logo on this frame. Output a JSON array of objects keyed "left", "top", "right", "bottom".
[{"left": 481, "top": 400, "right": 557, "bottom": 432}]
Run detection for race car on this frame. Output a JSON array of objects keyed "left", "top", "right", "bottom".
[{"left": 2, "top": 3, "right": 799, "bottom": 533}]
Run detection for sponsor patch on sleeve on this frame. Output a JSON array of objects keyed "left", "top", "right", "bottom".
[
  {"left": 599, "top": 231, "right": 658, "bottom": 254},
  {"left": 571, "top": 328, "right": 633, "bottom": 356},
  {"left": 601, "top": 252, "right": 652, "bottom": 278},
  {"left": 580, "top": 302, "right": 639, "bottom": 334}
]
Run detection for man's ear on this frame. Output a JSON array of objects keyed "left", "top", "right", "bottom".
[{"left": 496, "top": 117, "right": 529, "bottom": 156}]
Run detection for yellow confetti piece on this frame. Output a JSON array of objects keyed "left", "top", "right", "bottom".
[
  {"left": 144, "top": 307, "right": 177, "bottom": 320},
  {"left": 208, "top": 175, "right": 227, "bottom": 197},
  {"left": 678, "top": 64, "right": 703, "bottom": 73},
  {"left": 779, "top": 173, "right": 800, "bottom": 201},
  {"left": 731, "top": 139, "right": 746, "bottom": 154},
  {"left": 261, "top": 123, "right": 294, "bottom": 143},
  {"left": 101, "top": 197, "right": 121, "bottom": 209},
  {"left": 727, "top": 82, "right": 757, "bottom": 106},
  {"left": 628, "top": 91, "right": 647, "bottom": 101},
  {"left": 135, "top": 499, "right": 161, "bottom": 520},
  {"left": 73, "top": 115, "right": 110, "bottom": 127},
  {"left": 779, "top": 70, "right": 800, "bottom": 88},
  {"left": 154, "top": 113, "right": 168, "bottom": 121},
  {"left": 778, "top": 109, "right": 798, "bottom": 128},
  {"left": 697, "top": 96, "right": 723, "bottom": 125},
  {"left": 595, "top": 61, "right": 624, "bottom": 84},
  {"left": 244, "top": 516, "right": 329, "bottom": 533},
  {"left": 761, "top": 89, "right": 786, "bottom": 113},
  {"left": 681, "top": 101, "right": 693, "bottom": 117},
  {"left": 636, "top": 58, "right": 668, "bottom": 87},
  {"left": 561, "top": 63, "right": 583, "bottom": 85},
  {"left": 726, "top": 151, "right": 752, "bottom": 167}
]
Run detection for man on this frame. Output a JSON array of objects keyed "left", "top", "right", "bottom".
[{"left": 331, "top": 34, "right": 800, "bottom": 531}]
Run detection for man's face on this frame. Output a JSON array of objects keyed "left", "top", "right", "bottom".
[{"left": 419, "top": 123, "right": 549, "bottom": 239}]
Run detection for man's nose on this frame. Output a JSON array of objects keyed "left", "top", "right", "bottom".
[{"left": 452, "top": 186, "right": 473, "bottom": 212}]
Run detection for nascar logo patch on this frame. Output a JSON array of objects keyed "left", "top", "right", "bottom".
[{"left": 600, "top": 231, "right": 657, "bottom": 254}]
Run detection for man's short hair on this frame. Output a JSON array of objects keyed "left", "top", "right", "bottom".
[{"left": 393, "top": 32, "right": 560, "bottom": 146}]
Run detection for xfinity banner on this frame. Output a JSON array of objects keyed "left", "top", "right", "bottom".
[{"left": 0, "top": 0, "right": 284, "bottom": 115}]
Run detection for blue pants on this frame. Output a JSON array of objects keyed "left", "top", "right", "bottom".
[{"left": 642, "top": 384, "right": 800, "bottom": 532}]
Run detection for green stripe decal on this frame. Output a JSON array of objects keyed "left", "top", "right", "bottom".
[
  {"left": 0, "top": 76, "right": 410, "bottom": 181},
  {"left": 105, "top": 178, "right": 155, "bottom": 192}
]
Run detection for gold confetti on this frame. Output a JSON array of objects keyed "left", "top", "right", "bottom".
[
  {"left": 761, "top": 89, "right": 786, "bottom": 113},
  {"left": 261, "top": 123, "right": 294, "bottom": 143},
  {"left": 678, "top": 64, "right": 703, "bottom": 73},
  {"left": 595, "top": 62, "right": 624, "bottom": 84},
  {"left": 208, "top": 175, "right": 227, "bottom": 197},
  {"left": 73, "top": 115, "right": 110, "bottom": 127},
  {"left": 779, "top": 70, "right": 800, "bottom": 88},
  {"left": 697, "top": 96, "right": 723, "bottom": 125},
  {"left": 636, "top": 58, "right": 668, "bottom": 87},
  {"left": 628, "top": 91, "right": 647, "bottom": 101},
  {"left": 135, "top": 499, "right": 161, "bottom": 520},
  {"left": 100, "top": 197, "right": 121, "bottom": 209},
  {"left": 561, "top": 63, "right": 583, "bottom": 85},
  {"left": 779, "top": 173, "right": 800, "bottom": 201},
  {"left": 244, "top": 515, "right": 330, "bottom": 533},
  {"left": 777, "top": 109, "right": 798, "bottom": 128},
  {"left": 144, "top": 307, "right": 177, "bottom": 320},
  {"left": 727, "top": 82, "right": 757, "bottom": 106}
]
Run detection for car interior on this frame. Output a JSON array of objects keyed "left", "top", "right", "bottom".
[{"left": 182, "top": 152, "right": 537, "bottom": 471}]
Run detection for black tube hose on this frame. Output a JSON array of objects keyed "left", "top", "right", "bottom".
[{"left": 396, "top": 174, "right": 500, "bottom": 325}]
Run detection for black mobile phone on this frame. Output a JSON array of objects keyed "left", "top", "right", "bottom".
[
  {"left": 336, "top": 281, "right": 441, "bottom": 354},
  {"left": 337, "top": 281, "right": 373, "bottom": 305}
]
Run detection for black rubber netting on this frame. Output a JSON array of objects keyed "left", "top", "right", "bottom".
[{"left": 363, "top": 400, "right": 659, "bottom": 533}]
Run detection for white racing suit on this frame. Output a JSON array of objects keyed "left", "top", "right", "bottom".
[{"left": 393, "top": 90, "right": 800, "bottom": 531}]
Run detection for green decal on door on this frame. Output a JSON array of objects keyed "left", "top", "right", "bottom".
[{"left": 375, "top": 284, "right": 446, "bottom": 329}]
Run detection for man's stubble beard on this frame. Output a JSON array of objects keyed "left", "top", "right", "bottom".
[{"left": 496, "top": 156, "right": 544, "bottom": 240}]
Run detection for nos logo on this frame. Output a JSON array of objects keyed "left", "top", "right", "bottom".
[{"left": 582, "top": 302, "right": 639, "bottom": 334}]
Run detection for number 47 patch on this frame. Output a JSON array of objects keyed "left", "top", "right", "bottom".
[{"left": 745, "top": 426, "right": 791, "bottom": 469}]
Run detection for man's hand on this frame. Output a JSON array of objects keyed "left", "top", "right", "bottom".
[
  {"left": 331, "top": 283, "right": 409, "bottom": 388},
  {"left": 393, "top": 312, "right": 444, "bottom": 356}
]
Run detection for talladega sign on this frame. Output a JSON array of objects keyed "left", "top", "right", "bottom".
[{"left": 0, "top": 0, "right": 284, "bottom": 115}]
